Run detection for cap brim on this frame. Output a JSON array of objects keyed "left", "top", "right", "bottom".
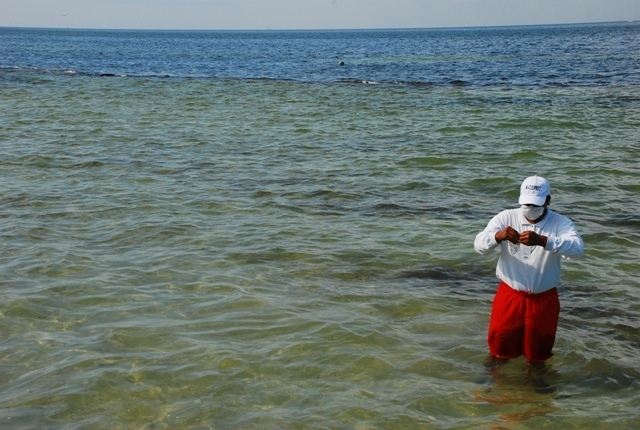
[{"left": 519, "top": 194, "right": 546, "bottom": 206}]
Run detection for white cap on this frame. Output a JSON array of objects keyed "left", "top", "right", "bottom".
[{"left": 519, "top": 175, "right": 550, "bottom": 206}]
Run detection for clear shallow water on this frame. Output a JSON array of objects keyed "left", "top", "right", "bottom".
[{"left": 1, "top": 23, "right": 639, "bottom": 429}]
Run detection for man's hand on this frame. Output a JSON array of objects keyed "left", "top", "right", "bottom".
[
  {"left": 495, "top": 226, "right": 520, "bottom": 244},
  {"left": 519, "top": 230, "right": 548, "bottom": 247}
]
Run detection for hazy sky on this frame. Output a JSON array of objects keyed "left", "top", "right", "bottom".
[{"left": 2, "top": 0, "right": 640, "bottom": 30}]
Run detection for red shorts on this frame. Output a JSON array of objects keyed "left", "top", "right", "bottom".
[{"left": 488, "top": 282, "right": 560, "bottom": 362}]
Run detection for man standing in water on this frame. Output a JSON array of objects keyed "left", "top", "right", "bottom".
[{"left": 474, "top": 176, "right": 584, "bottom": 363}]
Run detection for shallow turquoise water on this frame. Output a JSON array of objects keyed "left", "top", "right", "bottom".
[{"left": 1, "top": 68, "right": 639, "bottom": 428}]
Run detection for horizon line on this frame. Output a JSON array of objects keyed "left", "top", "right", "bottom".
[{"left": 1, "top": 19, "right": 637, "bottom": 33}]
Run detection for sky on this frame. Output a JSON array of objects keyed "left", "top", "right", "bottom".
[{"left": 2, "top": 0, "right": 640, "bottom": 30}]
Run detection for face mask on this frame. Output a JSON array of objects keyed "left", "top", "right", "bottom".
[{"left": 521, "top": 204, "right": 545, "bottom": 220}]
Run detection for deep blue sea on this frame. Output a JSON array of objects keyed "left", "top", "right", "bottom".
[
  {"left": 3, "top": 22, "right": 639, "bottom": 86},
  {"left": 1, "top": 22, "right": 639, "bottom": 429}
]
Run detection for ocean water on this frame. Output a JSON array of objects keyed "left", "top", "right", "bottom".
[{"left": 0, "top": 22, "right": 639, "bottom": 429}]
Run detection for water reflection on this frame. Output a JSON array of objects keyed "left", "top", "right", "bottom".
[{"left": 474, "top": 357, "right": 559, "bottom": 428}]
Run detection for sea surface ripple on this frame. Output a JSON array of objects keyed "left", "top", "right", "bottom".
[{"left": 0, "top": 23, "right": 639, "bottom": 429}]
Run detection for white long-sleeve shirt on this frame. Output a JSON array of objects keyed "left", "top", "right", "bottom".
[{"left": 474, "top": 208, "right": 584, "bottom": 294}]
